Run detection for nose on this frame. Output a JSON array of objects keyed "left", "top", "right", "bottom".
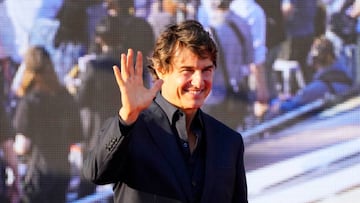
[{"left": 191, "top": 71, "right": 204, "bottom": 88}]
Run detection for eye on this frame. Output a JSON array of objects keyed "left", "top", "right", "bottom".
[
  {"left": 180, "top": 67, "right": 194, "bottom": 74},
  {"left": 203, "top": 66, "right": 214, "bottom": 74}
]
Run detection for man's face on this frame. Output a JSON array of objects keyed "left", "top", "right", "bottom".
[{"left": 157, "top": 47, "right": 215, "bottom": 114}]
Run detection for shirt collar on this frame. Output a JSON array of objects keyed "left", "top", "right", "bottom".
[
  {"left": 154, "top": 92, "right": 203, "bottom": 129},
  {"left": 155, "top": 92, "right": 178, "bottom": 126}
]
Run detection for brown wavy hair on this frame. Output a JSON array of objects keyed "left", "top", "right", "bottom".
[
  {"left": 148, "top": 20, "right": 218, "bottom": 80},
  {"left": 17, "top": 46, "right": 63, "bottom": 96}
]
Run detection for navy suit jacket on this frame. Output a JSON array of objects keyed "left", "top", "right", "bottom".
[{"left": 83, "top": 100, "right": 248, "bottom": 203}]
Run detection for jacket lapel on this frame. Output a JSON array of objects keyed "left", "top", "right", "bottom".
[
  {"left": 200, "top": 115, "right": 221, "bottom": 202},
  {"left": 144, "top": 106, "right": 192, "bottom": 202}
]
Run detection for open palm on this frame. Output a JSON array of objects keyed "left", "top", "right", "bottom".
[{"left": 113, "top": 49, "right": 163, "bottom": 125}]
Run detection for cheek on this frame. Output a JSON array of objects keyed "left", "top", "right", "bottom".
[
  {"left": 163, "top": 75, "right": 185, "bottom": 92},
  {"left": 204, "top": 73, "right": 214, "bottom": 86},
  {"left": 170, "top": 74, "right": 189, "bottom": 86}
]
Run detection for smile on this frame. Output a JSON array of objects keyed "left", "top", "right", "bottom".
[{"left": 188, "top": 90, "right": 202, "bottom": 95}]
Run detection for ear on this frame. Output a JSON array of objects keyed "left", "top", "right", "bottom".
[{"left": 155, "top": 67, "right": 165, "bottom": 79}]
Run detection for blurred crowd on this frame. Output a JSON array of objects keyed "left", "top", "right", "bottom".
[{"left": 0, "top": 0, "right": 360, "bottom": 202}]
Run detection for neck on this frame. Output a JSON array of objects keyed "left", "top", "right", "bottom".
[{"left": 185, "top": 110, "right": 197, "bottom": 131}]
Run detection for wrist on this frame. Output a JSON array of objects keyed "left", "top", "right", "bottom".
[{"left": 119, "top": 108, "right": 139, "bottom": 125}]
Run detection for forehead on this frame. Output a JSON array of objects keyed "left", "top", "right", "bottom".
[{"left": 171, "top": 46, "right": 213, "bottom": 66}]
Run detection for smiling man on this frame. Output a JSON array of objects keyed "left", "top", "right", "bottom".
[{"left": 82, "top": 20, "right": 248, "bottom": 203}]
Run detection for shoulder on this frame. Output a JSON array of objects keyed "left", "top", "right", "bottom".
[{"left": 201, "top": 111, "right": 243, "bottom": 140}]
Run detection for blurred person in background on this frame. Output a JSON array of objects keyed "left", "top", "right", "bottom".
[
  {"left": 135, "top": 0, "right": 156, "bottom": 18},
  {"left": 53, "top": 0, "right": 89, "bottom": 84},
  {"left": 147, "top": 0, "right": 179, "bottom": 39},
  {"left": 91, "top": 0, "right": 155, "bottom": 87},
  {"left": 4, "top": 0, "right": 45, "bottom": 64},
  {"left": 230, "top": 0, "right": 269, "bottom": 127},
  {"left": 265, "top": 36, "right": 353, "bottom": 118},
  {"left": 254, "top": 0, "right": 287, "bottom": 121},
  {"left": 255, "top": 0, "right": 286, "bottom": 102},
  {"left": 12, "top": 46, "right": 82, "bottom": 203},
  {"left": 1, "top": 93, "right": 21, "bottom": 203},
  {"left": 281, "top": 0, "right": 318, "bottom": 93},
  {"left": 86, "top": 0, "right": 107, "bottom": 51},
  {"left": 350, "top": 0, "right": 360, "bottom": 85},
  {"left": 8, "top": 0, "right": 63, "bottom": 106},
  {"left": 29, "top": 0, "right": 64, "bottom": 53},
  {"left": 327, "top": 0, "right": 358, "bottom": 85},
  {"left": 0, "top": 0, "right": 22, "bottom": 114},
  {"left": 202, "top": 0, "right": 255, "bottom": 130},
  {"left": 75, "top": 19, "right": 122, "bottom": 199}
]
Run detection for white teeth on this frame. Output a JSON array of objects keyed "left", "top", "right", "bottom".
[{"left": 189, "top": 90, "right": 201, "bottom": 95}]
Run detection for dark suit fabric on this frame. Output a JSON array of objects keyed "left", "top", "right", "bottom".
[{"left": 83, "top": 99, "right": 248, "bottom": 203}]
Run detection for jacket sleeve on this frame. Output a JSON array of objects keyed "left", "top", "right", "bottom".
[{"left": 82, "top": 116, "right": 132, "bottom": 185}]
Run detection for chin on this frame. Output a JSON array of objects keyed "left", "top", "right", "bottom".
[
  {"left": 187, "top": 101, "right": 204, "bottom": 109},
  {"left": 181, "top": 92, "right": 208, "bottom": 107}
]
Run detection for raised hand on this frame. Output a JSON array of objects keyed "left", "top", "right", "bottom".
[{"left": 113, "top": 49, "right": 163, "bottom": 125}]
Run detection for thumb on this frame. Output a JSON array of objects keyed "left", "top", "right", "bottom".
[{"left": 150, "top": 79, "right": 163, "bottom": 96}]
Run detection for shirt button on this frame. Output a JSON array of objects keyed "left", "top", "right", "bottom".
[
  {"left": 192, "top": 181, "right": 197, "bottom": 187},
  {"left": 183, "top": 142, "right": 188, "bottom": 148}
]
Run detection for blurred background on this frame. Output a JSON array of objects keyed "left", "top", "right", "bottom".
[{"left": 0, "top": 0, "right": 360, "bottom": 202}]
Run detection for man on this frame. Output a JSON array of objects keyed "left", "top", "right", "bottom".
[{"left": 83, "top": 20, "right": 248, "bottom": 203}]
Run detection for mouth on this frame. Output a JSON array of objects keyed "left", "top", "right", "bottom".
[{"left": 187, "top": 89, "right": 203, "bottom": 96}]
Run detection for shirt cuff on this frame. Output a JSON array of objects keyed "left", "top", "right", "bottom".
[{"left": 118, "top": 115, "right": 135, "bottom": 136}]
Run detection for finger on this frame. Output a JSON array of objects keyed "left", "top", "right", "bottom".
[
  {"left": 113, "top": 65, "right": 124, "bottom": 88},
  {"left": 127, "top": 49, "right": 135, "bottom": 76},
  {"left": 135, "top": 51, "right": 143, "bottom": 79},
  {"left": 150, "top": 79, "right": 163, "bottom": 96},
  {"left": 120, "top": 53, "right": 129, "bottom": 80}
]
